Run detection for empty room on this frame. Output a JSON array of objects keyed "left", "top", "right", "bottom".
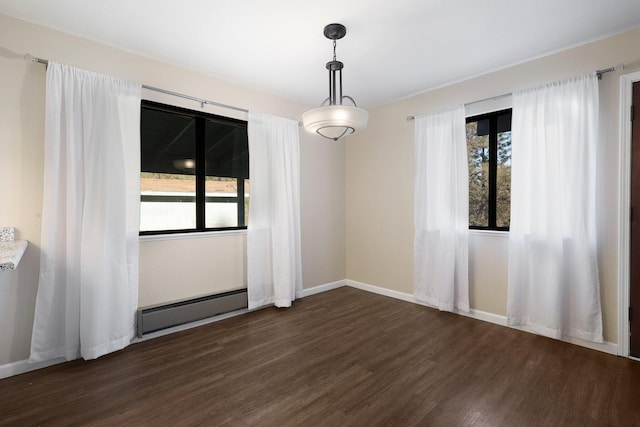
[{"left": 1, "top": 1, "right": 640, "bottom": 425}]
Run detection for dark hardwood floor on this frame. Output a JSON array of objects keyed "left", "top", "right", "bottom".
[{"left": 1, "top": 287, "right": 639, "bottom": 426}]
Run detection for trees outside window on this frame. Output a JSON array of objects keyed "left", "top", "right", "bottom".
[{"left": 466, "top": 109, "right": 511, "bottom": 230}]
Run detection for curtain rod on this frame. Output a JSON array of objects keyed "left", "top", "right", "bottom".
[
  {"left": 24, "top": 54, "right": 249, "bottom": 114},
  {"left": 405, "top": 64, "right": 623, "bottom": 122}
]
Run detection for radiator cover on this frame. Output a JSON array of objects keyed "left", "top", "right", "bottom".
[{"left": 136, "top": 289, "right": 247, "bottom": 337}]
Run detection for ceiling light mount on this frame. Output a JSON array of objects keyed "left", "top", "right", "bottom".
[
  {"left": 323, "top": 23, "right": 346, "bottom": 41},
  {"left": 302, "top": 23, "right": 368, "bottom": 141}
]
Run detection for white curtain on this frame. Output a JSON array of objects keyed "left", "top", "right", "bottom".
[
  {"left": 414, "top": 106, "right": 469, "bottom": 312},
  {"left": 247, "top": 112, "right": 303, "bottom": 309},
  {"left": 30, "top": 62, "right": 141, "bottom": 362},
  {"left": 508, "top": 73, "right": 603, "bottom": 342}
]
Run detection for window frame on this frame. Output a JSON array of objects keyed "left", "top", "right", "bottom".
[
  {"left": 466, "top": 108, "right": 512, "bottom": 232},
  {"left": 139, "top": 100, "right": 249, "bottom": 236}
]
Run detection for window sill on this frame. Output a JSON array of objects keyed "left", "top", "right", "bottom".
[
  {"left": 139, "top": 229, "right": 247, "bottom": 242},
  {"left": 469, "top": 229, "right": 509, "bottom": 238}
]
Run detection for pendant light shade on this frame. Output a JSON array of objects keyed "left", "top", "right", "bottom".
[
  {"left": 302, "top": 105, "right": 369, "bottom": 140},
  {"left": 302, "top": 23, "right": 368, "bottom": 141}
]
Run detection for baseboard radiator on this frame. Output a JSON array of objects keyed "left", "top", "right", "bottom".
[{"left": 136, "top": 288, "right": 248, "bottom": 337}]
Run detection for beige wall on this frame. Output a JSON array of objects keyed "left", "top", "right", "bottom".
[
  {"left": 138, "top": 233, "right": 247, "bottom": 307},
  {"left": 0, "top": 13, "right": 346, "bottom": 366},
  {"left": 346, "top": 27, "right": 640, "bottom": 344}
]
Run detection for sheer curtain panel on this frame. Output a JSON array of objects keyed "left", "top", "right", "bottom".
[
  {"left": 30, "top": 62, "right": 142, "bottom": 362},
  {"left": 247, "top": 112, "right": 303, "bottom": 309},
  {"left": 414, "top": 106, "right": 470, "bottom": 312},
  {"left": 508, "top": 73, "right": 603, "bottom": 342}
]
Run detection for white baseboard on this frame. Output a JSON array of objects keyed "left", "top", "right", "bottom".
[
  {"left": 507, "top": 324, "right": 619, "bottom": 356},
  {"left": 0, "top": 357, "right": 67, "bottom": 380},
  {"left": 302, "top": 280, "right": 346, "bottom": 297},
  {"left": 346, "top": 279, "right": 415, "bottom": 303},
  {"left": 345, "top": 279, "right": 619, "bottom": 356}
]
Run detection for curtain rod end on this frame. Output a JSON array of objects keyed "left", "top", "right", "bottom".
[{"left": 24, "top": 54, "right": 48, "bottom": 65}]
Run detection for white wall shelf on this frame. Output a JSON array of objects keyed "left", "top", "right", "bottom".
[{"left": 0, "top": 227, "right": 28, "bottom": 271}]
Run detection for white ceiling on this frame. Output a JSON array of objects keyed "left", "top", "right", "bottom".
[{"left": 1, "top": 0, "right": 640, "bottom": 108}]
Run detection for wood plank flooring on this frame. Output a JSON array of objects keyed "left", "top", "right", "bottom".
[{"left": 1, "top": 287, "right": 639, "bottom": 426}]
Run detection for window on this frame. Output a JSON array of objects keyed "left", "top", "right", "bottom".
[
  {"left": 140, "top": 101, "right": 249, "bottom": 234},
  {"left": 466, "top": 109, "right": 512, "bottom": 230}
]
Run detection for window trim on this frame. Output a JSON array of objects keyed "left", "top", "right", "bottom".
[
  {"left": 466, "top": 108, "right": 512, "bottom": 232},
  {"left": 139, "top": 100, "right": 249, "bottom": 236},
  {"left": 139, "top": 228, "right": 247, "bottom": 242}
]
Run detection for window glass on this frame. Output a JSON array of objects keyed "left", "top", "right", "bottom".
[
  {"left": 205, "top": 177, "right": 239, "bottom": 228},
  {"left": 466, "top": 109, "right": 512, "bottom": 230},
  {"left": 204, "top": 119, "right": 249, "bottom": 229},
  {"left": 140, "top": 109, "right": 196, "bottom": 232},
  {"left": 140, "top": 101, "right": 248, "bottom": 234},
  {"left": 467, "top": 118, "right": 490, "bottom": 228}
]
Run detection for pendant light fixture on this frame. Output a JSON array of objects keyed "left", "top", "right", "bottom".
[{"left": 302, "top": 23, "right": 369, "bottom": 141}]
